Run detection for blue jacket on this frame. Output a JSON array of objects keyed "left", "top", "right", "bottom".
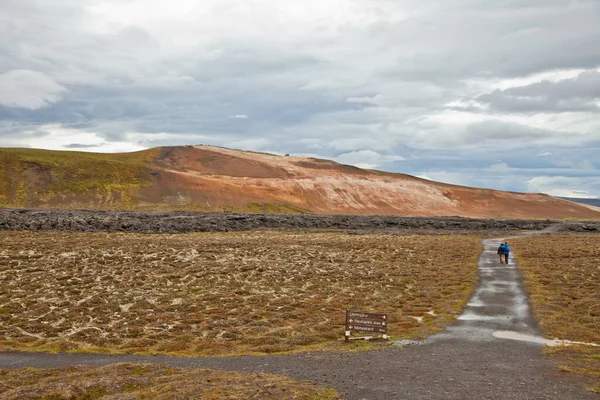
[{"left": 503, "top": 244, "right": 510, "bottom": 254}]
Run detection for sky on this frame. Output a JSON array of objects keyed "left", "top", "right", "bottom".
[{"left": 1, "top": 0, "right": 599, "bottom": 198}]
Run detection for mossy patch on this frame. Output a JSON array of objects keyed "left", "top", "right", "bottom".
[{"left": 0, "top": 147, "right": 159, "bottom": 209}]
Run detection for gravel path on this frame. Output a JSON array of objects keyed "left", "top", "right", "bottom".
[{"left": 1, "top": 235, "right": 597, "bottom": 399}]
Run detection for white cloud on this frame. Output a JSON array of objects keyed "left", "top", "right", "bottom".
[
  {"left": 553, "top": 159, "right": 597, "bottom": 170},
  {"left": 0, "top": 70, "right": 67, "bottom": 110},
  {"left": 526, "top": 176, "right": 600, "bottom": 198},
  {"left": 0, "top": 124, "right": 146, "bottom": 153},
  {"left": 335, "top": 150, "right": 404, "bottom": 169},
  {"left": 487, "top": 163, "right": 511, "bottom": 171},
  {"left": 473, "top": 68, "right": 587, "bottom": 91},
  {"left": 412, "top": 170, "right": 469, "bottom": 187},
  {"left": 228, "top": 137, "right": 271, "bottom": 150},
  {"left": 346, "top": 96, "right": 379, "bottom": 104}
]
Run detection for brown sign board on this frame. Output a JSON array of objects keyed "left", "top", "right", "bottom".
[
  {"left": 345, "top": 310, "right": 388, "bottom": 341},
  {"left": 347, "top": 311, "right": 387, "bottom": 321},
  {"left": 348, "top": 325, "right": 387, "bottom": 334},
  {"left": 348, "top": 318, "right": 386, "bottom": 327}
]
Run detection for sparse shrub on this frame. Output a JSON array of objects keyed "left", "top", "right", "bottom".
[
  {"left": 252, "top": 343, "right": 295, "bottom": 353},
  {"left": 0, "top": 363, "right": 340, "bottom": 399},
  {"left": 124, "top": 327, "right": 144, "bottom": 338},
  {"left": 156, "top": 340, "right": 192, "bottom": 353},
  {"left": 288, "top": 334, "right": 317, "bottom": 346},
  {"left": 79, "top": 386, "right": 110, "bottom": 400},
  {"left": 222, "top": 330, "right": 243, "bottom": 340},
  {"left": 0, "top": 231, "right": 480, "bottom": 356},
  {"left": 512, "top": 235, "right": 600, "bottom": 390}
]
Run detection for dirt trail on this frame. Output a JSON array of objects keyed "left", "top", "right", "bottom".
[{"left": 0, "top": 229, "right": 598, "bottom": 399}]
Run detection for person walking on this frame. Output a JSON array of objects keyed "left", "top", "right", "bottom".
[
  {"left": 503, "top": 242, "right": 511, "bottom": 264},
  {"left": 497, "top": 242, "right": 506, "bottom": 263}
]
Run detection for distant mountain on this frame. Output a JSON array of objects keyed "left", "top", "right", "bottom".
[
  {"left": 560, "top": 197, "right": 600, "bottom": 207},
  {"left": 1, "top": 145, "right": 600, "bottom": 219}
]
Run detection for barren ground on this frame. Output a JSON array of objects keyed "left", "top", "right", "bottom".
[
  {"left": 1, "top": 212, "right": 600, "bottom": 398},
  {"left": 0, "top": 231, "right": 480, "bottom": 356},
  {"left": 512, "top": 235, "right": 600, "bottom": 391},
  {"left": 2, "top": 230, "right": 599, "bottom": 399}
]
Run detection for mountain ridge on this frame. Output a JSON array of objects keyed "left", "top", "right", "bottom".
[{"left": 1, "top": 145, "right": 599, "bottom": 219}]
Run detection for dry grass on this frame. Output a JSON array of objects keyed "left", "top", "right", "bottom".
[
  {"left": 0, "top": 363, "right": 339, "bottom": 399},
  {"left": 512, "top": 235, "right": 600, "bottom": 391},
  {"left": 0, "top": 231, "right": 480, "bottom": 356}
]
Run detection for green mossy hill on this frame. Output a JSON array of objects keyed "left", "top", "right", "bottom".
[{"left": 0, "top": 147, "right": 160, "bottom": 209}]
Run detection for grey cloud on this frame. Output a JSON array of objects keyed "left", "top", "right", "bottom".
[
  {"left": 0, "top": 121, "right": 53, "bottom": 148},
  {"left": 1, "top": 0, "right": 599, "bottom": 198},
  {"left": 526, "top": 175, "right": 600, "bottom": 198},
  {"left": 402, "top": 157, "right": 600, "bottom": 196},
  {"left": 182, "top": 46, "right": 322, "bottom": 82},
  {"left": 415, "top": 168, "right": 600, "bottom": 197},
  {"left": 0, "top": 70, "right": 67, "bottom": 109},
  {"left": 0, "top": 1, "right": 160, "bottom": 87},
  {"left": 407, "top": 120, "right": 571, "bottom": 150},
  {"left": 379, "top": 1, "right": 600, "bottom": 80},
  {"left": 508, "top": 70, "right": 600, "bottom": 99},
  {"left": 464, "top": 121, "right": 552, "bottom": 141},
  {"left": 478, "top": 70, "right": 600, "bottom": 113},
  {"left": 0, "top": 122, "right": 50, "bottom": 139},
  {"left": 64, "top": 143, "right": 102, "bottom": 149}
]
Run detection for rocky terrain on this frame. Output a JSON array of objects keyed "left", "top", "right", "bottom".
[{"left": 4, "top": 208, "right": 600, "bottom": 235}]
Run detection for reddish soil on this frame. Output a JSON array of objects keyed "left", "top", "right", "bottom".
[{"left": 147, "top": 146, "right": 600, "bottom": 219}]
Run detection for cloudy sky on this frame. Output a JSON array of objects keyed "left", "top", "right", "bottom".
[{"left": 1, "top": 0, "right": 599, "bottom": 198}]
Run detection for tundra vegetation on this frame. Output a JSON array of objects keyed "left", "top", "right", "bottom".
[
  {"left": 0, "top": 148, "right": 158, "bottom": 209},
  {"left": 0, "top": 363, "right": 339, "bottom": 399},
  {"left": 512, "top": 235, "right": 600, "bottom": 392},
  {"left": 0, "top": 231, "right": 480, "bottom": 356}
]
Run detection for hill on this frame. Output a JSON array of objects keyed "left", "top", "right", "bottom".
[{"left": 1, "top": 145, "right": 599, "bottom": 219}]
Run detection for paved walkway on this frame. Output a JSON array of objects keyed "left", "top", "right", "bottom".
[{"left": 0, "top": 237, "right": 597, "bottom": 399}]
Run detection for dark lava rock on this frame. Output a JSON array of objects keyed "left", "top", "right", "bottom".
[{"left": 0, "top": 208, "right": 584, "bottom": 235}]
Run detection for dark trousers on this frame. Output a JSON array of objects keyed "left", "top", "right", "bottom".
[{"left": 504, "top": 253, "right": 509, "bottom": 264}]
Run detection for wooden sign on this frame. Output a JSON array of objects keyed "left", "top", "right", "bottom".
[{"left": 345, "top": 310, "right": 388, "bottom": 341}]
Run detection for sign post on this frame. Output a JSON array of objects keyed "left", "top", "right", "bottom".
[{"left": 345, "top": 310, "right": 388, "bottom": 342}]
